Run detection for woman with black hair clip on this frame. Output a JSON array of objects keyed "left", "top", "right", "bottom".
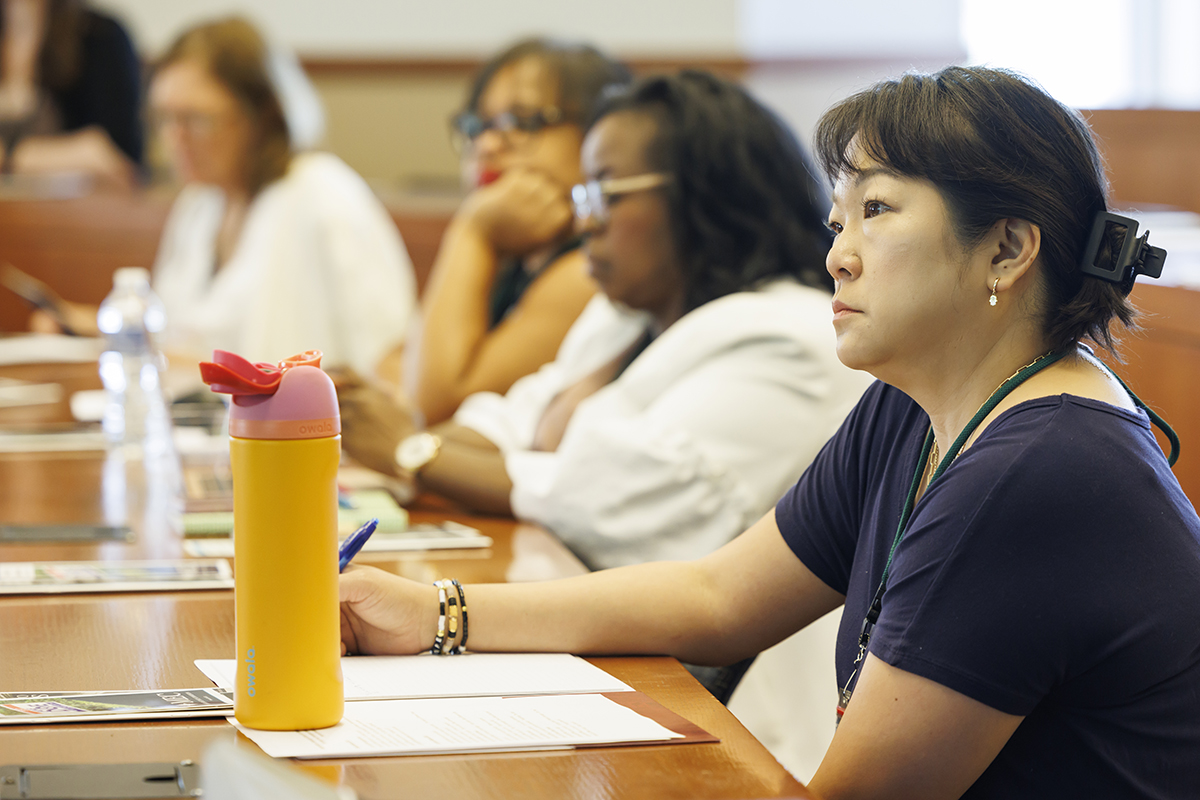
[
  {"left": 341, "top": 66, "right": 1200, "bottom": 798},
  {"left": 341, "top": 71, "right": 868, "bottom": 571}
]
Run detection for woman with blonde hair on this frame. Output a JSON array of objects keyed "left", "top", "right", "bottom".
[
  {"left": 145, "top": 17, "right": 414, "bottom": 374},
  {"left": 32, "top": 17, "right": 416, "bottom": 374}
]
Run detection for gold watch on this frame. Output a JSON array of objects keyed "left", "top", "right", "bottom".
[{"left": 395, "top": 432, "right": 442, "bottom": 474}]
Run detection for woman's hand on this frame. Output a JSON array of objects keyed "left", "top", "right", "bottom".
[
  {"left": 335, "top": 370, "right": 418, "bottom": 477},
  {"left": 339, "top": 565, "right": 438, "bottom": 655},
  {"left": 27, "top": 300, "right": 100, "bottom": 337},
  {"left": 457, "top": 168, "right": 574, "bottom": 255},
  {"left": 11, "top": 128, "right": 137, "bottom": 191}
]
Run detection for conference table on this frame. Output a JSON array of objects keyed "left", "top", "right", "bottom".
[{"left": 0, "top": 359, "right": 815, "bottom": 799}]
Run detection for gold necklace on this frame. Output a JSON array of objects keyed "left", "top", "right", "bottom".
[
  {"left": 927, "top": 439, "right": 940, "bottom": 475},
  {"left": 926, "top": 349, "right": 1058, "bottom": 478}
]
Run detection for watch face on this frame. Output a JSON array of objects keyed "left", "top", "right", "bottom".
[{"left": 397, "top": 433, "right": 439, "bottom": 472}]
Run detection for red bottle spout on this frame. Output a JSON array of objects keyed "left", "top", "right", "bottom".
[{"left": 200, "top": 350, "right": 323, "bottom": 397}]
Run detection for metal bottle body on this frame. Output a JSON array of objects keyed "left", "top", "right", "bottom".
[{"left": 231, "top": 434, "right": 344, "bottom": 730}]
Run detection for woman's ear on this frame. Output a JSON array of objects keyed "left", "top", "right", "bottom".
[{"left": 989, "top": 218, "right": 1041, "bottom": 291}]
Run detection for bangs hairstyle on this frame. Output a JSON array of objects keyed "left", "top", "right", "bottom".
[
  {"left": 814, "top": 66, "right": 1136, "bottom": 354},
  {"left": 156, "top": 17, "right": 291, "bottom": 195},
  {"left": 465, "top": 38, "right": 631, "bottom": 124},
  {"left": 590, "top": 71, "right": 834, "bottom": 311}
]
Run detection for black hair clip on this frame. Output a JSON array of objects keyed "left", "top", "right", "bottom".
[{"left": 1079, "top": 211, "right": 1167, "bottom": 295}]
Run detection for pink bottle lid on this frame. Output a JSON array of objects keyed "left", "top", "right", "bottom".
[{"left": 199, "top": 350, "right": 340, "bottom": 440}]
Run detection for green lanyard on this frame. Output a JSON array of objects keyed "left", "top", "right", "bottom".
[{"left": 835, "top": 348, "right": 1180, "bottom": 723}]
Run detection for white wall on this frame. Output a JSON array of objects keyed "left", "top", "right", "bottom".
[
  {"left": 740, "top": 0, "right": 961, "bottom": 59},
  {"left": 746, "top": 55, "right": 964, "bottom": 157},
  {"left": 95, "top": 0, "right": 741, "bottom": 57},
  {"left": 96, "top": 0, "right": 961, "bottom": 59}
]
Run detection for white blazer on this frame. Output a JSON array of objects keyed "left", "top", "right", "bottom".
[
  {"left": 153, "top": 152, "right": 416, "bottom": 374},
  {"left": 455, "top": 279, "right": 871, "bottom": 570}
]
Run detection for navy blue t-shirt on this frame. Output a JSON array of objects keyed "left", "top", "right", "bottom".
[{"left": 777, "top": 381, "right": 1200, "bottom": 798}]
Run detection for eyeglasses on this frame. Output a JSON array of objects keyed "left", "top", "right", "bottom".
[
  {"left": 450, "top": 106, "right": 564, "bottom": 153},
  {"left": 149, "top": 109, "right": 223, "bottom": 138},
  {"left": 570, "top": 173, "right": 672, "bottom": 226}
]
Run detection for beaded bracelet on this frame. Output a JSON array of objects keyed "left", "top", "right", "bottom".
[
  {"left": 432, "top": 579, "right": 466, "bottom": 655},
  {"left": 451, "top": 579, "right": 468, "bottom": 653},
  {"left": 444, "top": 580, "right": 460, "bottom": 654},
  {"left": 431, "top": 582, "right": 449, "bottom": 655}
]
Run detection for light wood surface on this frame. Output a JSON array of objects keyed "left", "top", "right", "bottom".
[{"left": 0, "top": 364, "right": 813, "bottom": 800}]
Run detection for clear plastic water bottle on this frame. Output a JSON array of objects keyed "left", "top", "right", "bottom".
[
  {"left": 97, "top": 267, "right": 168, "bottom": 448},
  {"left": 97, "top": 268, "right": 181, "bottom": 538}
]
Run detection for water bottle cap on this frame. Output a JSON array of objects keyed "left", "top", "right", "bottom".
[
  {"left": 113, "top": 267, "right": 151, "bottom": 288},
  {"left": 200, "top": 350, "right": 340, "bottom": 440}
]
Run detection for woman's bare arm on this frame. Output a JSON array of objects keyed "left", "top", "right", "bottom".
[
  {"left": 417, "top": 422, "right": 514, "bottom": 516},
  {"left": 340, "top": 508, "right": 844, "bottom": 664},
  {"left": 11, "top": 128, "right": 137, "bottom": 190},
  {"left": 412, "top": 171, "right": 595, "bottom": 425},
  {"left": 28, "top": 300, "right": 100, "bottom": 337},
  {"left": 809, "top": 655, "right": 1023, "bottom": 800}
]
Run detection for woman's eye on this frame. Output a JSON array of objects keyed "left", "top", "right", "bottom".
[
  {"left": 826, "top": 220, "right": 843, "bottom": 235},
  {"left": 863, "top": 200, "right": 887, "bottom": 219}
]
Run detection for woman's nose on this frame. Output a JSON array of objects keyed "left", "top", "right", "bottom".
[
  {"left": 161, "top": 127, "right": 190, "bottom": 160},
  {"left": 573, "top": 208, "right": 604, "bottom": 238},
  {"left": 472, "top": 128, "right": 507, "bottom": 159},
  {"left": 826, "top": 233, "right": 860, "bottom": 282}
]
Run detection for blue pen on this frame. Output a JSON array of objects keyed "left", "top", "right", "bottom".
[{"left": 338, "top": 518, "right": 379, "bottom": 572}]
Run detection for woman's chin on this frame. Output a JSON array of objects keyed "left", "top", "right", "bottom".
[
  {"left": 175, "top": 166, "right": 209, "bottom": 185},
  {"left": 833, "top": 338, "right": 875, "bottom": 374},
  {"left": 585, "top": 259, "right": 608, "bottom": 286}
]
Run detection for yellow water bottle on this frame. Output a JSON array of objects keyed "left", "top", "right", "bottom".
[{"left": 200, "top": 349, "right": 344, "bottom": 730}]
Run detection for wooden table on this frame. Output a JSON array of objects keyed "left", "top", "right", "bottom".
[{"left": 0, "top": 365, "right": 813, "bottom": 800}]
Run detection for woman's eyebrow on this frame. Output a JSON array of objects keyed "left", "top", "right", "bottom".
[{"left": 830, "top": 167, "right": 894, "bottom": 207}]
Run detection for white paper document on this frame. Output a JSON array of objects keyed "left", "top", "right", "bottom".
[
  {"left": 0, "top": 377, "right": 62, "bottom": 408},
  {"left": 195, "top": 653, "right": 632, "bottom": 700},
  {"left": 0, "top": 334, "right": 103, "bottom": 366},
  {"left": 0, "top": 428, "right": 106, "bottom": 453},
  {"left": 231, "top": 693, "right": 682, "bottom": 759}
]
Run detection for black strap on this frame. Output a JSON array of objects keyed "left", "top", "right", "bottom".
[{"left": 487, "top": 236, "right": 583, "bottom": 329}]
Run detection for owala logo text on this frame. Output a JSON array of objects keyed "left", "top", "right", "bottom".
[{"left": 245, "top": 648, "right": 257, "bottom": 696}]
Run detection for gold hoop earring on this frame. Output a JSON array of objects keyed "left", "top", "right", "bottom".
[{"left": 989, "top": 278, "right": 999, "bottom": 307}]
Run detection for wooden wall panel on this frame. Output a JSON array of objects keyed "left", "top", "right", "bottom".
[
  {"left": 0, "top": 192, "right": 450, "bottom": 332},
  {"left": 1112, "top": 283, "right": 1200, "bottom": 506},
  {"left": 0, "top": 192, "right": 170, "bottom": 332},
  {"left": 1085, "top": 109, "right": 1200, "bottom": 215}
]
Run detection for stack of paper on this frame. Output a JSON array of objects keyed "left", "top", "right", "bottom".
[
  {"left": 198, "top": 652, "right": 623, "bottom": 698},
  {"left": 195, "top": 653, "right": 715, "bottom": 759},
  {"left": 0, "top": 333, "right": 102, "bottom": 366},
  {"left": 0, "top": 377, "right": 62, "bottom": 408},
  {"left": 0, "top": 559, "right": 233, "bottom": 594},
  {"left": 183, "top": 489, "right": 410, "bottom": 537},
  {"left": 237, "top": 694, "right": 686, "bottom": 759},
  {"left": 0, "top": 688, "right": 233, "bottom": 724}
]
